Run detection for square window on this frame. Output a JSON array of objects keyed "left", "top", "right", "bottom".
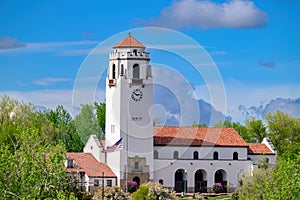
[
  {"left": 107, "top": 180, "right": 112, "bottom": 187},
  {"left": 94, "top": 179, "right": 99, "bottom": 186}
]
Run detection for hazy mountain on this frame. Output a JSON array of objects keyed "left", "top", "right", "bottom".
[
  {"left": 236, "top": 97, "right": 300, "bottom": 121},
  {"left": 34, "top": 105, "right": 48, "bottom": 112}
]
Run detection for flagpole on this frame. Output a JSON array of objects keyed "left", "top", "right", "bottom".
[{"left": 125, "top": 116, "right": 128, "bottom": 192}]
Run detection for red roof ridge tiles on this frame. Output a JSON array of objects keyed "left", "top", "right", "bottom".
[
  {"left": 248, "top": 143, "right": 275, "bottom": 155},
  {"left": 114, "top": 34, "right": 145, "bottom": 48},
  {"left": 66, "top": 152, "right": 116, "bottom": 177},
  {"left": 153, "top": 126, "right": 248, "bottom": 147}
]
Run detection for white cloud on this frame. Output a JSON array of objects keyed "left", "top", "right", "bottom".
[
  {"left": 33, "top": 77, "right": 72, "bottom": 86},
  {"left": 0, "top": 40, "right": 99, "bottom": 56},
  {"left": 147, "top": 0, "right": 268, "bottom": 29},
  {"left": 0, "top": 36, "right": 25, "bottom": 49}
]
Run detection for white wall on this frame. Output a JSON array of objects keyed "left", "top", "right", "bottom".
[
  {"left": 248, "top": 154, "right": 276, "bottom": 165},
  {"left": 154, "top": 159, "right": 252, "bottom": 191},
  {"left": 154, "top": 146, "right": 248, "bottom": 160},
  {"left": 84, "top": 135, "right": 105, "bottom": 163},
  {"left": 106, "top": 46, "right": 154, "bottom": 185}
]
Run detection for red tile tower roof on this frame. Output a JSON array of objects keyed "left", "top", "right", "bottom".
[
  {"left": 153, "top": 126, "right": 248, "bottom": 147},
  {"left": 66, "top": 153, "right": 116, "bottom": 177},
  {"left": 248, "top": 144, "right": 275, "bottom": 155},
  {"left": 114, "top": 34, "right": 145, "bottom": 48}
]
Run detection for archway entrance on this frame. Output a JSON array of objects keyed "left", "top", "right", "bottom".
[
  {"left": 195, "top": 169, "right": 207, "bottom": 193},
  {"left": 214, "top": 169, "right": 227, "bottom": 193},
  {"left": 174, "top": 169, "right": 185, "bottom": 192},
  {"left": 133, "top": 176, "right": 140, "bottom": 186}
]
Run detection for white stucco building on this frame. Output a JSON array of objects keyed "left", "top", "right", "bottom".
[
  {"left": 84, "top": 35, "right": 276, "bottom": 193},
  {"left": 65, "top": 153, "right": 117, "bottom": 193}
]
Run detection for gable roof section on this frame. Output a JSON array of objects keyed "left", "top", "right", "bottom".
[
  {"left": 248, "top": 144, "right": 275, "bottom": 155},
  {"left": 153, "top": 126, "right": 248, "bottom": 147},
  {"left": 114, "top": 35, "right": 145, "bottom": 48},
  {"left": 66, "top": 153, "right": 116, "bottom": 177}
]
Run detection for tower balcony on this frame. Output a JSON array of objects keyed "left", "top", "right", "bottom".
[{"left": 110, "top": 51, "right": 150, "bottom": 60}]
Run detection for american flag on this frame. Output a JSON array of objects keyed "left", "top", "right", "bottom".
[{"left": 103, "top": 138, "right": 123, "bottom": 153}]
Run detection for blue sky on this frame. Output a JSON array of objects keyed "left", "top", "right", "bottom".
[{"left": 0, "top": 0, "right": 299, "bottom": 122}]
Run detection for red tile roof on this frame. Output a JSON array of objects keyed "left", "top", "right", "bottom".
[
  {"left": 153, "top": 126, "right": 248, "bottom": 147},
  {"left": 248, "top": 144, "right": 275, "bottom": 155},
  {"left": 66, "top": 153, "right": 116, "bottom": 177},
  {"left": 114, "top": 34, "right": 145, "bottom": 48}
]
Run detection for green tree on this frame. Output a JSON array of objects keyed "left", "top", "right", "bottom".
[
  {"left": 74, "top": 104, "right": 102, "bottom": 144},
  {"left": 0, "top": 94, "right": 38, "bottom": 148},
  {"left": 265, "top": 111, "right": 300, "bottom": 156},
  {"left": 0, "top": 128, "right": 72, "bottom": 199},
  {"left": 192, "top": 121, "right": 208, "bottom": 127},
  {"left": 44, "top": 105, "right": 83, "bottom": 152},
  {"left": 245, "top": 117, "right": 267, "bottom": 143},
  {"left": 94, "top": 102, "right": 106, "bottom": 135},
  {"left": 237, "top": 154, "right": 300, "bottom": 200}
]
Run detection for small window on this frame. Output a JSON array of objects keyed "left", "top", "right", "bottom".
[
  {"left": 67, "top": 159, "right": 74, "bottom": 168},
  {"left": 213, "top": 151, "right": 219, "bottom": 160},
  {"left": 134, "top": 162, "right": 139, "bottom": 170},
  {"left": 106, "top": 180, "right": 112, "bottom": 187},
  {"left": 94, "top": 179, "right": 99, "bottom": 186},
  {"left": 112, "top": 64, "right": 116, "bottom": 79},
  {"left": 133, "top": 49, "right": 137, "bottom": 56},
  {"left": 233, "top": 152, "right": 238, "bottom": 160},
  {"left": 111, "top": 125, "right": 115, "bottom": 134},
  {"left": 120, "top": 64, "right": 124, "bottom": 76},
  {"left": 133, "top": 64, "right": 140, "bottom": 79},
  {"left": 154, "top": 150, "right": 158, "bottom": 159},
  {"left": 159, "top": 179, "right": 164, "bottom": 185},
  {"left": 265, "top": 158, "right": 269, "bottom": 163},
  {"left": 173, "top": 151, "right": 179, "bottom": 159},
  {"left": 91, "top": 146, "right": 93, "bottom": 150},
  {"left": 193, "top": 151, "right": 199, "bottom": 160}
]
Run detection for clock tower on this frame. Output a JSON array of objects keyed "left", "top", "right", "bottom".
[{"left": 105, "top": 34, "right": 153, "bottom": 186}]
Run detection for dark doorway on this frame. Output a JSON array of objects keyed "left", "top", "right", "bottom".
[
  {"left": 175, "top": 169, "right": 185, "bottom": 192},
  {"left": 214, "top": 170, "right": 227, "bottom": 193},
  {"left": 133, "top": 176, "right": 140, "bottom": 186},
  {"left": 195, "top": 169, "right": 207, "bottom": 193}
]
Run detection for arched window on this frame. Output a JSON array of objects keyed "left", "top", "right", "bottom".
[
  {"left": 173, "top": 151, "right": 179, "bottom": 159},
  {"left": 264, "top": 157, "right": 269, "bottom": 163},
  {"left": 112, "top": 64, "right": 116, "bottom": 79},
  {"left": 120, "top": 64, "right": 124, "bottom": 76},
  {"left": 233, "top": 152, "right": 238, "bottom": 160},
  {"left": 213, "top": 151, "right": 219, "bottom": 160},
  {"left": 133, "top": 64, "right": 140, "bottom": 79},
  {"left": 159, "top": 179, "right": 164, "bottom": 185},
  {"left": 133, "top": 49, "right": 137, "bottom": 56},
  {"left": 154, "top": 150, "right": 158, "bottom": 159},
  {"left": 193, "top": 151, "right": 199, "bottom": 160}
]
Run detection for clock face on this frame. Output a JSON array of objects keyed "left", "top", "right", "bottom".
[{"left": 131, "top": 88, "right": 143, "bottom": 102}]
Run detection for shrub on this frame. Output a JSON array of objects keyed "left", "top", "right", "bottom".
[
  {"left": 212, "top": 183, "right": 223, "bottom": 193},
  {"left": 93, "top": 186, "right": 129, "bottom": 200},
  {"left": 127, "top": 181, "right": 139, "bottom": 193},
  {"left": 144, "top": 182, "right": 177, "bottom": 199},
  {"left": 132, "top": 185, "right": 149, "bottom": 200}
]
